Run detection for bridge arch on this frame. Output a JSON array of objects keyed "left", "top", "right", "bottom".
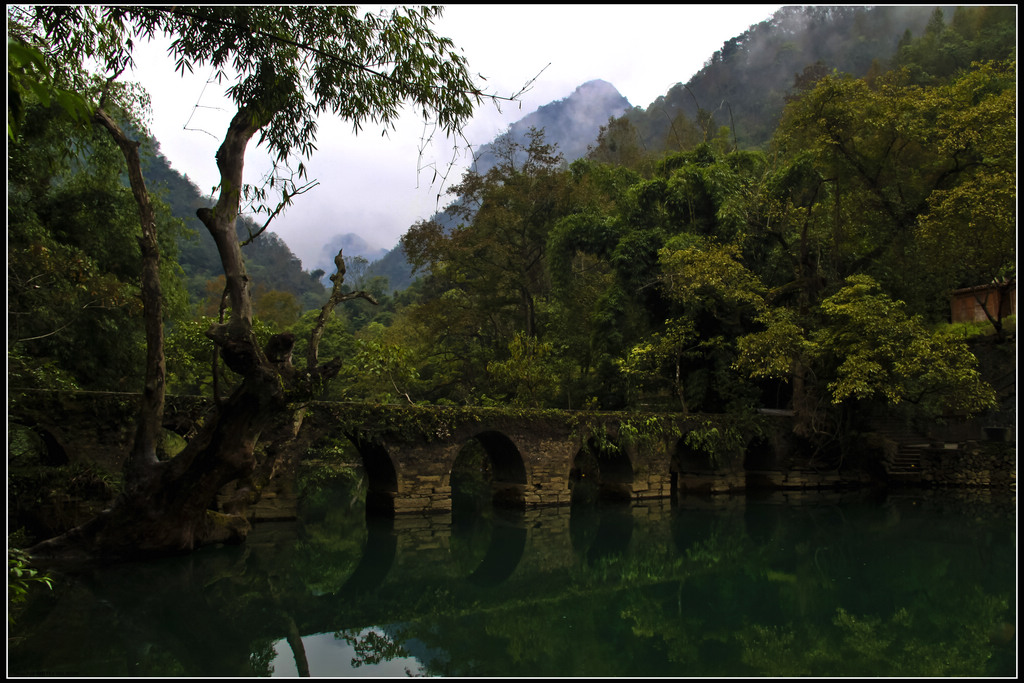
[
  {"left": 670, "top": 437, "right": 715, "bottom": 496},
  {"left": 346, "top": 433, "right": 399, "bottom": 517},
  {"left": 451, "top": 430, "right": 529, "bottom": 514},
  {"left": 569, "top": 437, "right": 634, "bottom": 504}
]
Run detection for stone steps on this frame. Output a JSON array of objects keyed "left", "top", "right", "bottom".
[
  {"left": 870, "top": 421, "right": 934, "bottom": 479},
  {"left": 888, "top": 447, "right": 925, "bottom": 474}
]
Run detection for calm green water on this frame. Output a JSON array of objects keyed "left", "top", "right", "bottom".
[{"left": 9, "top": 489, "right": 1016, "bottom": 677}]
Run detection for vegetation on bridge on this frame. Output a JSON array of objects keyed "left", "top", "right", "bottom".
[{"left": 307, "top": 399, "right": 752, "bottom": 459}]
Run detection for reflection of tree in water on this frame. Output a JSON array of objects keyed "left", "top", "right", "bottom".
[
  {"left": 736, "top": 587, "right": 1012, "bottom": 676},
  {"left": 618, "top": 500, "right": 1017, "bottom": 677},
  {"left": 335, "top": 628, "right": 410, "bottom": 669},
  {"left": 7, "top": 545, "right": 295, "bottom": 676},
  {"left": 579, "top": 506, "right": 634, "bottom": 566},
  {"left": 293, "top": 460, "right": 369, "bottom": 596},
  {"left": 449, "top": 514, "right": 491, "bottom": 576},
  {"left": 339, "top": 497, "right": 1014, "bottom": 677},
  {"left": 407, "top": 601, "right": 648, "bottom": 677},
  {"left": 569, "top": 441, "right": 635, "bottom": 566},
  {"left": 449, "top": 439, "right": 496, "bottom": 576},
  {"left": 8, "top": 496, "right": 1015, "bottom": 677}
]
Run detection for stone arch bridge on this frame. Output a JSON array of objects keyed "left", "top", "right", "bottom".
[
  {"left": 306, "top": 401, "right": 709, "bottom": 515},
  {"left": 11, "top": 391, "right": 857, "bottom": 518}
]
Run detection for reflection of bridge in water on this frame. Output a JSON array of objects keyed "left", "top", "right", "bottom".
[
  {"left": 8, "top": 392, "right": 1012, "bottom": 676},
  {"left": 9, "top": 489, "right": 1011, "bottom": 678},
  {"left": 252, "top": 491, "right": 862, "bottom": 642},
  {"left": 253, "top": 498, "right": 695, "bottom": 636}
]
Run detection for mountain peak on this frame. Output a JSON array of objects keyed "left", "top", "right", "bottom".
[
  {"left": 366, "top": 80, "right": 632, "bottom": 291},
  {"left": 471, "top": 80, "right": 631, "bottom": 175},
  {"left": 573, "top": 79, "right": 622, "bottom": 97}
]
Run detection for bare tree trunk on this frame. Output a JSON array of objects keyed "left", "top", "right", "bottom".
[
  {"left": 674, "top": 357, "right": 688, "bottom": 416},
  {"left": 93, "top": 107, "right": 164, "bottom": 478},
  {"left": 972, "top": 285, "right": 1008, "bottom": 341},
  {"left": 28, "top": 361, "right": 289, "bottom": 560},
  {"left": 198, "top": 107, "right": 265, "bottom": 344}
]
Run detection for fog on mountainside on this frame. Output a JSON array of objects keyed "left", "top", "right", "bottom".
[
  {"left": 365, "top": 79, "right": 632, "bottom": 291},
  {"left": 470, "top": 80, "right": 630, "bottom": 176},
  {"left": 144, "top": 5, "right": 1013, "bottom": 303},
  {"left": 366, "top": 5, "right": 1014, "bottom": 294},
  {"left": 316, "top": 233, "right": 390, "bottom": 275},
  {"left": 618, "top": 6, "right": 950, "bottom": 151}
]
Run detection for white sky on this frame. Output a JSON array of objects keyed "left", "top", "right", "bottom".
[{"left": 129, "top": 4, "right": 782, "bottom": 270}]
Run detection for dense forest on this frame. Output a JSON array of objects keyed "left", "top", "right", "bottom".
[{"left": 8, "top": 5, "right": 1016, "bottom": 453}]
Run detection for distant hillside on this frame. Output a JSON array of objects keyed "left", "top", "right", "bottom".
[
  {"left": 616, "top": 5, "right": 1015, "bottom": 154},
  {"left": 141, "top": 147, "right": 327, "bottom": 310},
  {"left": 145, "top": 6, "right": 1015, "bottom": 303},
  {"left": 367, "top": 9, "right": 969, "bottom": 294},
  {"left": 365, "top": 79, "right": 632, "bottom": 291}
]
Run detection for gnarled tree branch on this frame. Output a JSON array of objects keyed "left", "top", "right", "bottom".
[{"left": 307, "top": 249, "right": 379, "bottom": 378}]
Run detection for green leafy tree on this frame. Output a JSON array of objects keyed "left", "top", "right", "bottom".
[
  {"left": 813, "top": 275, "right": 996, "bottom": 414},
  {"left": 544, "top": 161, "right": 644, "bottom": 407},
  {"left": 486, "top": 331, "right": 565, "bottom": 407},
  {"left": 335, "top": 322, "right": 421, "bottom": 404},
  {"left": 638, "top": 237, "right": 767, "bottom": 413},
  {"left": 254, "top": 288, "right": 303, "bottom": 331},
  {"left": 400, "top": 128, "right": 570, "bottom": 402},
  {"left": 895, "top": 7, "right": 1016, "bottom": 85},
  {"left": 617, "top": 318, "right": 699, "bottom": 412},
  {"left": 6, "top": 35, "right": 90, "bottom": 138},
  {"left": 551, "top": 146, "right": 768, "bottom": 410},
  {"left": 7, "top": 546, "right": 54, "bottom": 624},
  {"left": 767, "top": 61, "right": 1015, "bottom": 320},
  {"left": 7, "top": 99, "right": 189, "bottom": 390},
  {"left": 17, "top": 5, "right": 498, "bottom": 560},
  {"left": 912, "top": 60, "right": 1016, "bottom": 334},
  {"left": 165, "top": 316, "right": 275, "bottom": 395},
  {"left": 587, "top": 115, "right": 652, "bottom": 171},
  {"left": 165, "top": 318, "right": 220, "bottom": 395},
  {"left": 737, "top": 275, "right": 996, "bottom": 421},
  {"left": 406, "top": 127, "right": 567, "bottom": 338},
  {"left": 739, "top": 58, "right": 1012, "bottom": 430}
]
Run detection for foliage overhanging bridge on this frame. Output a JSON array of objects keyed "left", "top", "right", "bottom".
[{"left": 10, "top": 390, "right": 831, "bottom": 518}]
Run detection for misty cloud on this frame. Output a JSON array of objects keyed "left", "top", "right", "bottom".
[{"left": 130, "top": 5, "right": 782, "bottom": 276}]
